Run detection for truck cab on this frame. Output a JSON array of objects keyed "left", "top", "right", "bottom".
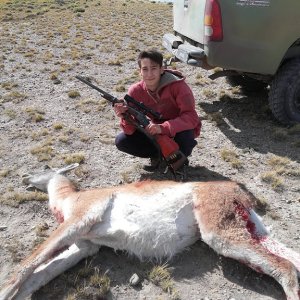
[{"left": 163, "top": 0, "right": 300, "bottom": 125}]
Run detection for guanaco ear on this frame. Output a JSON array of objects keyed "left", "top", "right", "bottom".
[
  {"left": 22, "top": 163, "right": 79, "bottom": 192},
  {"left": 54, "top": 163, "right": 79, "bottom": 174}
]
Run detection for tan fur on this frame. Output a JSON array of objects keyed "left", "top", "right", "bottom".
[
  {"left": 0, "top": 177, "right": 299, "bottom": 300},
  {"left": 193, "top": 181, "right": 254, "bottom": 239}
]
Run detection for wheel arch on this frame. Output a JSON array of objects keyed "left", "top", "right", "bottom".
[{"left": 275, "top": 39, "right": 300, "bottom": 73}]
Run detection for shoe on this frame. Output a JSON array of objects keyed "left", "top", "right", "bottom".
[
  {"left": 174, "top": 163, "right": 188, "bottom": 181},
  {"left": 162, "top": 159, "right": 189, "bottom": 181},
  {"left": 143, "top": 157, "right": 161, "bottom": 171}
]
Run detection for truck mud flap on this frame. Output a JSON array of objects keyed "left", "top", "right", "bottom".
[{"left": 163, "top": 33, "right": 205, "bottom": 67}]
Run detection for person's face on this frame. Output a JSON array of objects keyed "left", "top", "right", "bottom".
[{"left": 139, "top": 58, "right": 164, "bottom": 91}]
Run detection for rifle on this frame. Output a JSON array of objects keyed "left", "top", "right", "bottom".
[
  {"left": 75, "top": 75, "right": 161, "bottom": 127},
  {"left": 75, "top": 75, "right": 187, "bottom": 174}
]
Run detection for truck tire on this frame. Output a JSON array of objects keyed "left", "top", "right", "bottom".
[
  {"left": 269, "top": 59, "right": 300, "bottom": 125},
  {"left": 226, "top": 75, "right": 267, "bottom": 93}
]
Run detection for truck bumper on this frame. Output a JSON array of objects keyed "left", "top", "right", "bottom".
[{"left": 162, "top": 33, "right": 206, "bottom": 67}]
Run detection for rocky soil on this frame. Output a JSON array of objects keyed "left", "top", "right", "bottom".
[{"left": 0, "top": 0, "right": 299, "bottom": 299}]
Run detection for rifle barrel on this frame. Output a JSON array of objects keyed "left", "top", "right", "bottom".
[
  {"left": 76, "top": 75, "right": 161, "bottom": 120},
  {"left": 75, "top": 75, "right": 119, "bottom": 104}
]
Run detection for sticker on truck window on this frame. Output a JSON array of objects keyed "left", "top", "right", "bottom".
[{"left": 237, "top": 0, "right": 270, "bottom": 7}]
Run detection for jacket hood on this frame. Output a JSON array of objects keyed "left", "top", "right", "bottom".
[{"left": 157, "top": 69, "right": 185, "bottom": 92}]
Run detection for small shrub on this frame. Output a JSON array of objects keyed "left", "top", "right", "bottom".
[
  {"left": 1, "top": 81, "right": 18, "bottom": 90},
  {"left": 5, "top": 240, "right": 24, "bottom": 262},
  {"left": 202, "top": 88, "right": 216, "bottom": 98},
  {"left": 261, "top": 171, "right": 284, "bottom": 191},
  {"left": 3, "top": 91, "right": 27, "bottom": 103},
  {"left": 207, "top": 111, "right": 223, "bottom": 125},
  {"left": 267, "top": 155, "right": 290, "bottom": 168},
  {"left": 1, "top": 191, "right": 48, "bottom": 207},
  {"left": 76, "top": 259, "right": 94, "bottom": 279},
  {"left": 58, "top": 134, "right": 69, "bottom": 143},
  {"left": 50, "top": 72, "right": 58, "bottom": 80},
  {"left": 25, "top": 107, "right": 45, "bottom": 122},
  {"left": 68, "top": 90, "right": 81, "bottom": 98},
  {"left": 220, "top": 148, "right": 242, "bottom": 169},
  {"left": 63, "top": 152, "right": 85, "bottom": 164},
  {"left": 74, "top": 7, "right": 85, "bottom": 13},
  {"left": 4, "top": 108, "right": 17, "bottom": 119},
  {"left": 149, "top": 264, "right": 179, "bottom": 299},
  {"left": 53, "top": 122, "right": 63, "bottom": 130},
  {"left": 31, "top": 128, "right": 49, "bottom": 140},
  {"left": 219, "top": 91, "right": 233, "bottom": 101},
  {"left": 115, "top": 85, "right": 126, "bottom": 92},
  {"left": 30, "top": 141, "right": 54, "bottom": 161},
  {"left": 89, "top": 271, "right": 110, "bottom": 295},
  {"left": 35, "top": 222, "right": 49, "bottom": 237},
  {"left": 108, "top": 59, "right": 122, "bottom": 66},
  {"left": 195, "top": 75, "right": 210, "bottom": 86},
  {"left": 254, "top": 196, "right": 270, "bottom": 212},
  {"left": 149, "top": 264, "right": 172, "bottom": 286},
  {"left": 0, "top": 169, "right": 10, "bottom": 177}
]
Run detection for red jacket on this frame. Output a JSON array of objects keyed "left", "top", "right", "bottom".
[{"left": 120, "top": 69, "right": 201, "bottom": 138}]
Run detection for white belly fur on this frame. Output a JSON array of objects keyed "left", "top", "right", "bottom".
[{"left": 86, "top": 183, "right": 199, "bottom": 260}]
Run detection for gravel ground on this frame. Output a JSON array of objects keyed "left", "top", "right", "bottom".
[{"left": 0, "top": 1, "right": 299, "bottom": 299}]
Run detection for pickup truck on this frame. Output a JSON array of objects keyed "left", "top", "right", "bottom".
[{"left": 162, "top": 0, "right": 300, "bottom": 125}]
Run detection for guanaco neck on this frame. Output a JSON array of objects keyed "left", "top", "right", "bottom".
[{"left": 48, "top": 175, "right": 78, "bottom": 204}]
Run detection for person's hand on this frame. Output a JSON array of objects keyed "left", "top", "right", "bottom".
[
  {"left": 146, "top": 122, "right": 162, "bottom": 135},
  {"left": 114, "top": 102, "right": 128, "bottom": 118}
]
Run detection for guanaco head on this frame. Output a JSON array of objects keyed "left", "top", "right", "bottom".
[{"left": 22, "top": 163, "right": 79, "bottom": 192}]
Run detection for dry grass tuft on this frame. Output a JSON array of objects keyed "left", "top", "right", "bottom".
[
  {"left": 261, "top": 171, "right": 284, "bottom": 191},
  {"left": 0, "top": 169, "right": 10, "bottom": 177},
  {"left": 1, "top": 81, "right": 18, "bottom": 90},
  {"left": 89, "top": 270, "right": 110, "bottom": 294},
  {"left": 115, "top": 85, "right": 126, "bottom": 92},
  {"left": 25, "top": 107, "right": 45, "bottom": 122},
  {"left": 68, "top": 266, "right": 111, "bottom": 299},
  {"left": 2, "top": 91, "right": 27, "bottom": 103},
  {"left": 207, "top": 111, "right": 224, "bottom": 125},
  {"left": 119, "top": 164, "right": 141, "bottom": 183},
  {"left": 68, "top": 90, "right": 81, "bottom": 98},
  {"left": 149, "top": 264, "right": 179, "bottom": 299},
  {"left": 3, "top": 108, "right": 17, "bottom": 119},
  {"left": 1, "top": 191, "right": 48, "bottom": 207},
  {"left": 194, "top": 74, "right": 210, "bottom": 86},
  {"left": 31, "top": 128, "right": 50, "bottom": 140},
  {"left": 220, "top": 148, "right": 242, "bottom": 169},
  {"left": 267, "top": 155, "right": 291, "bottom": 169},
  {"left": 53, "top": 122, "right": 64, "bottom": 130},
  {"left": 265, "top": 155, "right": 300, "bottom": 178},
  {"left": 219, "top": 90, "right": 233, "bottom": 101},
  {"left": 202, "top": 88, "right": 216, "bottom": 99},
  {"left": 5, "top": 239, "right": 24, "bottom": 263},
  {"left": 63, "top": 152, "right": 85, "bottom": 164},
  {"left": 35, "top": 222, "right": 50, "bottom": 237},
  {"left": 30, "top": 140, "right": 54, "bottom": 161},
  {"left": 254, "top": 196, "right": 270, "bottom": 212}
]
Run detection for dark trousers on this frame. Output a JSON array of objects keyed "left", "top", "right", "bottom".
[{"left": 115, "top": 129, "right": 197, "bottom": 158}]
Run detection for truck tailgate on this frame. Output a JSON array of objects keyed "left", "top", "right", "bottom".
[{"left": 173, "top": 0, "right": 206, "bottom": 44}]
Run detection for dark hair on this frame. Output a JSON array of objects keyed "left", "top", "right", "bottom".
[{"left": 137, "top": 50, "right": 163, "bottom": 68}]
